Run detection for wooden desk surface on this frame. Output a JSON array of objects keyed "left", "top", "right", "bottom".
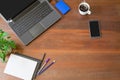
[{"left": 0, "top": 0, "right": 120, "bottom": 80}]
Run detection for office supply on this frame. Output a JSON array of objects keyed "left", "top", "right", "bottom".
[
  {"left": 41, "top": 53, "right": 46, "bottom": 65},
  {"left": 37, "top": 58, "right": 50, "bottom": 75},
  {"left": 37, "top": 53, "right": 46, "bottom": 71},
  {"left": 38, "top": 60, "right": 56, "bottom": 75},
  {"left": 55, "top": 0, "right": 70, "bottom": 14},
  {"left": 4, "top": 53, "right": 41, "bottom": 80},
  {"left": 0, "top": 0, "right": 61, "bottom": 45}
]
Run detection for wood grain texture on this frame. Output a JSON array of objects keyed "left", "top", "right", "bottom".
[{"left": 0, "top": 0, "right": 120, "bottom": 80}]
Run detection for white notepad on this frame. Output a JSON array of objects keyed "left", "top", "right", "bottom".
[{"left": 4, "top": 53, "right": 41, "bottom": 80}]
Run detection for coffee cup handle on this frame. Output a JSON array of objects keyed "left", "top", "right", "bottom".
[{"left": 88, "top": 10, "right": 91, "bottom": 15}]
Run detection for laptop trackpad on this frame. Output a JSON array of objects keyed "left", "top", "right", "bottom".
[{"left": 29, "top": 23, "right": 45, "bottom": 37}]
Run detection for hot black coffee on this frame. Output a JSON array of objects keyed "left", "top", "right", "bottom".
[{"left": 79, "top": 4, "right": 88, "bottom": 12}]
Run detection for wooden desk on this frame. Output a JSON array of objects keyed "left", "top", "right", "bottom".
[{"left": 0, "top": 0, "right": 120, "bottom": 80}]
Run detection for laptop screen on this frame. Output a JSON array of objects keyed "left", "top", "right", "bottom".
[{"left": 0, "top": 0, "right": 36, "bottom": 20}]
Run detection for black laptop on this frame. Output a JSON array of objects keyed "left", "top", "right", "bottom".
[{"left": 0, "top": 0, "right": 61, "bottom": 45}]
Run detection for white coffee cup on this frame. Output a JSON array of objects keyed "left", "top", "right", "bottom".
[{"left": 78, "top": 2, "right": 91, "bottom": 15}]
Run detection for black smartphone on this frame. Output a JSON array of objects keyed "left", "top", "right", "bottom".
[{"left": 89, "top": 20, "right": 100, "bottom": 37}]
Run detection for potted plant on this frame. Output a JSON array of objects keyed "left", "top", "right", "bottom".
[{"left": 0, "top": 29, "right": 16, "bottom": 62}]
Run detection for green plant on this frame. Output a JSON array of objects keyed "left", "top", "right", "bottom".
[{"left": 0, "top": 29, "right": 16, "bottom": 62}]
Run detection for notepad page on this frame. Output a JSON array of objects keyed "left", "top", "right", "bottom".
[{"left": 4, "top": 54, "right": 37, "bottom": 80}]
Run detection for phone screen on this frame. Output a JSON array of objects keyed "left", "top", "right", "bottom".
[{"left": 89, "top": 20, "right": 100, "bottom": 37}]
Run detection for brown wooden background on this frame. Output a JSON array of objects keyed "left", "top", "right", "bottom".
[{"left": 0, "top": 0, "right": 120, "bottom": 80}]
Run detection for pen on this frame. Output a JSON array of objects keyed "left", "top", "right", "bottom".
[
  {"left": 37, "top": 58, "right": 50, "bottom": 75},
  {"left": 37, "top": 53, "right": 46, "bottom": 70},
  {"left": 41, "top": 53, "right": 46, "bottom": 65},
  {"left": 38, "top": 60, "right": 56, "bottom": 75}
]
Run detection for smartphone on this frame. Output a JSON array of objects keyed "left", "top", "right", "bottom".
[{"left": 89, "top": 20, "right": 100, "bottom": 37}]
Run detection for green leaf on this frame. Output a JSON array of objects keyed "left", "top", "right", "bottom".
[
  {"left": 9, "top": 40, "right": 16, "bottom": 49},
  {"left": 2, "top": 32, "right": 8, "bottom": 38},
  {"left": 0, "top": 52, "right": 6, "bottom": 61},
  {"left": 0, "top": 29, "right": 9, "bottom": 39},
  {"left": 2, "top": 46, "right": 9, "bottom": 51},
  {"left": 0, "top": 29, "right": 16, "bottom": 62}
]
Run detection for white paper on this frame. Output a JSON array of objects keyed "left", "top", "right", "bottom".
[{"left": 4, "top": 54, "right": 37, "bottom": 80}]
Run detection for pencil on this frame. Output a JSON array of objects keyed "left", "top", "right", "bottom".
[
  {"left": 37, "top": 58, "right": 50, "bottom": 75},
  {"left": 41, "top": 53, "right": 46, "bottom": 65},
  {"left": 38, "top": 60, "right": 56, "bottom": 75}
]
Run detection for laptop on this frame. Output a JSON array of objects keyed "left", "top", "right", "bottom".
[{"left": 0, "top": 0, "right": 61, "bottom": 45}]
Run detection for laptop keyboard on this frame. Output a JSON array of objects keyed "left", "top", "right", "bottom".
[{"left": 10, "top": 1, "right": 53, "bottom": 36}]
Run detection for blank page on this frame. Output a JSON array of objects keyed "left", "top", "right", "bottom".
[{"left": 4, "top": 54, "right": 37, "bottom": 80}]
